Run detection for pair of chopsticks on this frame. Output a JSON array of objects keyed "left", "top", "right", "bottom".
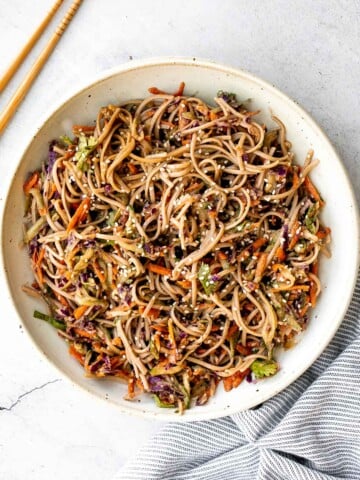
[{"left": 0, "top": 0, "right": 83, "bottom": 135}]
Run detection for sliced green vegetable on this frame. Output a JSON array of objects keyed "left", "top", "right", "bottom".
[
  {"left": 73, "top": 248, "right": 95, "bottom": 274},
  {"left": 305, "top": 204, "right": 318, "bottom": 234},
  {"left": 153, "top": 395, "right": 175, "bottom": 408},
  {"left": 284, "top": 314, "right": 302, "bottom": 333},
  {"left": 250, "top": 359, "right": 278, "bottom": 379},
  {"left": 29, "top": 188, "right": 46, "bottom": 215},
  {"left": 197, "top": 263, "right": 216, "bottom": 295},
  {"left": 149, "top": 338, "right": 160, "bottom": 360},
  {"left": 75, "top": 134, "right": 97, "bottom": 171},
  {"left": 60, "top": 135, "right": 73, "bottom": 146},
  {"left": 74, "top": 292, "right": 108, "bottom": 307},
  {"left": 229, "top": 330, "right": 240, "bottom": 358},
  {"left": 33, "top": 310, "right": 66, "bottom": 331},
  {"left": 107, "top": 209, "right": 122, "bottom": 227},
  {"left": 24, "top": 217, "right": 47, "bottom": 243}
]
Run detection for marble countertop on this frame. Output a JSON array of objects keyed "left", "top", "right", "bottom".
[{"left": 0, "top": 1, "right": 359, "bottom": 479}]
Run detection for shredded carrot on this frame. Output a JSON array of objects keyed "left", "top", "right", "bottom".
[
  {"left": 127, "top": 377, "right": 135, "bottom": 398},
  {"left": 185, "top": 182, "right": 202, "bottom": 193},
  {"left": 309, "top": 281, "right": 317, "bottom": 307},
  {"left": 93, "top": 260, "right": 106, "bottom": 283},
  {"left": 72, "top": 125, "right": 95, "bottom": 135},
  {"left": 147, "top": 263, "right": 172, "bottom": 276},
  {"left": 38, "top": 205, "right": 47, "bottom": 216},
  {"left": 195, "top": 104, "right": 208, "bottom": 116},
  {"left": 208, "top": 210, "right": 217, "bottom": 218},
  {"left": 292, "top": 170, "right": 300, "bottom": 189},
  {"left": 225, "top": 324, "right": 239, "bottom": 340},
  {"left": 290, "top": 285, "right": 310, "bottom": 291},
  {"left": 223, "top": 369, "right": 249, "bottom": 392},
  {"left": 34, "top": 246, "right": 45, "bottom": 266},
  {"left": 112, "top": 337, "right": 122, "bottom": 347},
  {"left": 209, "top": 110, "right": 217, "bottom": 121},
  {"left": 236, "top": 344, "right": 252, "bottom": 356},
  {"left": 48, "top": 182, "right": 58, "bottom": 200},
  {"left": 218, "top": 252, "right": 228, "bottom": 261},
  {"left": 54, "top": 291, "right": 69, "bottom": 307},
  {"left": 311, "top": 261, "right": 319, "bottom": 276},
  {"left": 178, "top": 102, "right": 187, "bottom": 130},
  {"left": 136, "top": 378, "right": 145, "bottom": 391},
  {"left": 139, "top": 305, "right": 160, "bottom": 319},
  {"left": 33, "top": 247, "right": 46, "bottom": 286},
  {"left": 288, "top": 220, "right": 301, "bottom": 250},
  {"left": 254, "top": 253, "right": 268, "bottom": 282},
  {"left": 128, "top": 163, "right": 138, "bottom": 174},
  {"left": 271, "top": 263, "right": 284, "bottom": 271},
  {"left": 148, "top": 86, "right": 166, "bottom": 95},
  {"left": 142, "top": 109, "right": 156, "bottom": 119},
  {"left": 148, "top": 82, "right": 185, "bottom": 97},
  {"left": 69, "top": 345, "right": 84, "bottom": 364},
  {"left": 151, "top": 324, "right": 168, "bottom": 333},
  {"left": 238, "top": 237, "right": 266, "bottom": 262},
  {"left": 173, "top": 81, "right": 185, "bottom": 97},
  {"left": 64, "top": 150, "right": 75, "bottom": 159},
  {"left": 35, "top": 267, "right": 44, "bottom": 287},
  {"left": 275, "top": 245, "right": 286, "bottom": 261},
  {"left": 211, "top": 325, "right": 221, "bottom": 332},
  {"left": 23, "top": 172, "right": 39, "bottom": 194},
  {"left": 177, "top": 280, "right": 192, "bottom": 289},
  {"left": 316, "top": 226, "right": 331, "bottom": 239},
  {"left": 92, "top": 342, "right": 103, "bottom": 353},
  {"left": 252, "top": 237, "right": 267, "bottom": 251},
  {"left": 74, "top": 327, "right": 96, "bottom": 339},
  {"left": 271, "top": 284, "right": 310, "bottom": 293},
  {"left": 67, "top": 197, "right": 90, "bottom": 232},
  {"left": 74, "top": 305, "right": 88, "bottom": 320},
  {"left": 304, "top": 176, "right": 324, "bottom": 206}
]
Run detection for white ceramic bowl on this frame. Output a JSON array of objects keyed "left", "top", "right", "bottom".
[{"left": 2, "top": 58, "right": 359, "bottom": 421}]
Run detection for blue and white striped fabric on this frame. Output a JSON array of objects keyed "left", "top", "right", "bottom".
[{"left": 115, "top": 274, "right": 360, "bottom": 480}]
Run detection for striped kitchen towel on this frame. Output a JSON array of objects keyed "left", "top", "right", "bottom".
[{"left": 115, "top": 273, "right": 360, "bottom": 480}]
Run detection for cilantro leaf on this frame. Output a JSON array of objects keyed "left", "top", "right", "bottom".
[{"left": 250, "top": 359, "right": 278, "bottom": 379}]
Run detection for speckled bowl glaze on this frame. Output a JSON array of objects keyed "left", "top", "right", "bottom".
[{"left": 2, "top": 58, "right": 359, "bottom": 421}]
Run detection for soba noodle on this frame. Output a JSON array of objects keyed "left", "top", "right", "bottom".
[{"left": 22, "top": 86, "right": 330, "bottom": 412}]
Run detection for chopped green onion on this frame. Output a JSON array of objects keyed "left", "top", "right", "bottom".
[{"left": 33, "top": 310, "right": 66, "bottom": 331}]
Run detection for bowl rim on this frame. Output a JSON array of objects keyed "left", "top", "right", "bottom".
[{"left": 1, "top": 56, "right": 359, "bottom": 421}]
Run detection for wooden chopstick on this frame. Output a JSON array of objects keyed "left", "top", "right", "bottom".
[
  {"left": 0, "top": 0, "right": 83, "bottom": 135},
  {"left": 0, "top": 0, "right": 64, "bottom": 93}
]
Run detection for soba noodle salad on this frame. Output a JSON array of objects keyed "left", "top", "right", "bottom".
[{"left": 22, "top": 84, "right": 330, "bottom": 412}]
